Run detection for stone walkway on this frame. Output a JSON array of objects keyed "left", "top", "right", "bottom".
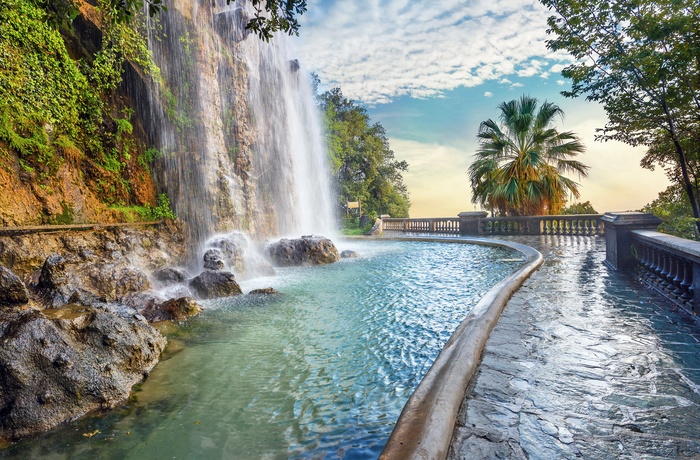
[{"left": 448, "top": 236, "right": 700, "bottom": 459}]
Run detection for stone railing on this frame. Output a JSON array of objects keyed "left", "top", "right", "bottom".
[
  {"left": 381, "top": 212, "right": 604, "bottom": 236},
  {"left": 482, "top": 215, "right": 604, "bottom": 236},
  {"left": 630, "top": 230, "right": 700, "bottom": 315},
  {"left": 382, "top": 217, "right": 461, "bottom": 234},
  {"left": 601, "top": 212, "right": 699, "bottom": 315}
]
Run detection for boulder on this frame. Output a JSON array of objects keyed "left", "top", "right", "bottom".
[
  {"left": 36, "top": 254, "right": 152, "bottom": 308},
  {"left": 0, "top": 306, "right": 166, "bottom": 440},
  {"left": 142, "top": 297, "right": 202, "bottom": 322},
  {"left": 0, "top": 265, "right": 30, "bottom": 306},
  {"left": 152, "top": 267, "right": 188, "bottom": 285},
  {"left": 189, "top": 270, "right": 242, "bottom": 299},
  {"left": 203, "top": 248, "right": 225, "bottom": 271},
  {"left": 340, "top": 250, "right": 360, "bottom": 259},
  {"left": 208, "top": 232, "right": 275, "bottom": 278},
  {"left": 264, "top": 235, "right": 340, "bottom": 267}
]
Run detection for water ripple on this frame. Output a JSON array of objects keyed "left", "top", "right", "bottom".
[{"left": 0, "top": 240, "right": 519, "bottom": 460}]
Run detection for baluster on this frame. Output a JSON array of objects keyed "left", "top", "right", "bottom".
[
  {"left": 659, "top": 252, "right": 671, "bottom": 287},
  {"left": 680, "top": 261, "right": 693, "bottom": 301},
  {"left": 650, "top": 247, "right": 661, "bottom": 282},
  {"left": 672, "top": 256, "right": 684, "bottom": 297},
  {"left": 635, "top": 244, "right": 647, "bottom": 278}
]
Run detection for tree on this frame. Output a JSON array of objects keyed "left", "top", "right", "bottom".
[
  {"left": 541, "top": 0, "right": 700, "bottom": 233},
  {"left": 642, "top": 184, "right": 698, "bottom": 240},
  {"left": 317, "top": 87, "right": 410, "bottom": 219},
  {"left": 562, "top": 200, "right": 598, "bottom": 215},
  {"left": 468, "top": 95, "right": 589, "bottom": 216}
]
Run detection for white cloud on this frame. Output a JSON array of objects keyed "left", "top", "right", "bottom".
[
  {"left": 296, "top": 0, "right": 572, "bottom": 104},
  {"left": 511, "top": 82, "right": 524, "bottom": 88},
  {"left": 484, "top": 91, "right": 493, "bottom": 97},
  {"left": 557, "top": 79, "right": 566, "bottom": 86}
]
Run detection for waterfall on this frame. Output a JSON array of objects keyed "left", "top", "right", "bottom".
[{"left": 129, "top": 0, "right": 335, "bottom": 256}]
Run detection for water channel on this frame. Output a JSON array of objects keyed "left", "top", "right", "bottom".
[{"left": 1, "top": 240, "right": 521, "bottom": 459}]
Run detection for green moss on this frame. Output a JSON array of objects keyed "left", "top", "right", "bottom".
[{"left": 48, "top": 201, "right": 74, "bottom": 225}]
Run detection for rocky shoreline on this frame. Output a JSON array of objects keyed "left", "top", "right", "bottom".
[{"left": 0, "top": 224, "right": 340, "bottom": 442}]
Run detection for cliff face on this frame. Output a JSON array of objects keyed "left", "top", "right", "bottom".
[{"left": 1, "top": 0, "right": 334, "bottom": 247}]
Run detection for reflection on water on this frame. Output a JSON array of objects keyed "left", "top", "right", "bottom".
[{"left": 1, "top": 241, "right": 519, "bottom": 459}]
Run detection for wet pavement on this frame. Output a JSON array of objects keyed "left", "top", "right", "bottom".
[{"left": 448, "top": 236, "right": 700, "bottom": 459}]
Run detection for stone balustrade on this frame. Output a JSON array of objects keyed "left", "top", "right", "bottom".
[
  {"left": 382, "top": 217, "right": 461, "bottom": 234},
  {"left": 381, "top": 213, "right": 604, "bottom": 236},
  {"left": 630, "top": 230, "right": 700, "bottom": 315},
  {"left": 482, "top": 215, "right": 604, "bottom": 236}
]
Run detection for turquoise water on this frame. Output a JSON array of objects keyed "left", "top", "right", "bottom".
[{"left": 2, "top": 240, "right": 520, "bottom": 459}]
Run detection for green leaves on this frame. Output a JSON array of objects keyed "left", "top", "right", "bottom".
[
  {"left": 542, "top": 0, "right": 700, "bottom": 230},
  {"left": 468, "top": 95, "right": 588, "bottom": 216},
  {"left": 317, "top": 86, "right": 410, "bottom": 218}
]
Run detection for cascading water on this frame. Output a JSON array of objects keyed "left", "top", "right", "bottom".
[{"left": 129, "top": 0, "right": 335, "bottom": 257}]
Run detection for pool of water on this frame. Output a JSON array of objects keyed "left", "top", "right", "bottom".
[{"left": 1, "top": 240, "right": 521, "bottom": 459}]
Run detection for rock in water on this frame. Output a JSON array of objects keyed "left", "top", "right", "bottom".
[
  {"left": 189, "top": 271, "right": 242, "bottom": 299},
  {"left": 0, "top": 265, "right": 29, "bottom": 306},
  {"left": 340, "top": 250, "right": 360, "bottom": 259},
  {"left": 264, "top": 235, "right": 339, "bottom": 267},
  {"left": 249, "top": 287, "right": 279, "bottom": 295},
  {"left": 142, "top": 297, "right": 202, "bottom": 322},
  {"left": 152, "top": 267, "right": 188, "bottom": 285},
  {"left": 203, "top": 249, "right": 225, "bottom": 271},
  {"left": 0, "top": 306, "right": 166, "bottom": 440}
]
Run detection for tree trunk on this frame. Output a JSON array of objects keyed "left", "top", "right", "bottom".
[{"left": 672, "top": 138, "right": 700, "bottom": 234}]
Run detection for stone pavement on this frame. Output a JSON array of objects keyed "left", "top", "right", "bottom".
[{"left": 448, "top": 236, "right": 700, "bottom": 459}]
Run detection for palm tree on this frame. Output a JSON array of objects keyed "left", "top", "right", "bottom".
[{"left": 468, "top": 95, "right": 589, "bottom": 216}]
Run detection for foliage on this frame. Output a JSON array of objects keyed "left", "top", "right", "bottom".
[
  {"left": 110, "top": 193, "right": 175, "bottom": 221},
  {"left": 642, "top": 185, "right": 698, "bottom": 240},
  {"left": 47, "top": 201, "right": 75, "bottom": 225},
  {"left": 242, "top": 0, "right": 307, "bottom": 41},
  {"left": 340, "top": 216, "right": 374, "bottom": 235},
  {"left": 468, "top": 95, "right": 589, "bottom": 216},
  {"left": 316, "top": 86, "right": 410, "bottom": 219},
  {"left": 541, "top": 0, "right": 700, "bottom": 231},
  {"left": 561, "top": 201, "right": 598, "bottom": 215},
  {"left": 0, "top": 0, "right": 87, "bottom": 169},
  {"left": 150, "top": 193, "right": 176, "bottom": 220}
]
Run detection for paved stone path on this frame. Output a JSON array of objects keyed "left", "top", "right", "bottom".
[{"left": 449, "top": 236, "right": 700, "bottom": 459}]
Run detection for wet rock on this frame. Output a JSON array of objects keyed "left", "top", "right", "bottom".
[
  {"left": 0, "top": 306, "right": 166, "bottom": 440},
  {"left": 203, "top": 248, "right": 225, "bottom": 271},
  {"left": 37, "top": 254, "right": 152, "bottom": 308},
  {"left": 208, "top": 232, "right": 275, "bottom": 278},
  {"left": 265, "top": 235, "right": 339, "bottom": 267},
  {"left": 38, "top": 254, "right": 68, "bottom": 290},
  {"left": 120, "top": 291, "right": 166, "bottom": 313},
  {"left": 0, "top": 265, "right": 30, "bottom": 306},
  {"left": 340, "top": 250, "right": 360, "bottom": 259},
  {"left": 249, "top": 287, "right": 279, "bottom": 295},
  {"left": 189, "top": 270, "right": 242, "bottom": 299},
  {"left": 82, "top": 263, "right": 152, "bottom": 300},
  {"left": 142, "top": 297, "right": 202, "bottom": 322},
  {"left": 152, "top": 267, "right": 188, "bottom": 285}
]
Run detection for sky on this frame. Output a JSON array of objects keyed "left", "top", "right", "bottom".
[{"left": 293, "top": 0, "right": 670, "bottom": 218}]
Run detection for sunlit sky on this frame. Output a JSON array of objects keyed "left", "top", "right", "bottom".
[{"left": 294, "top": 0, "right": 670, "bottom": 217}]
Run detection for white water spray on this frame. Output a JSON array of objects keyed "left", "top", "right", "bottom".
[{"left": 133, "top": 0, "right": 336, "bottom": 255}]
